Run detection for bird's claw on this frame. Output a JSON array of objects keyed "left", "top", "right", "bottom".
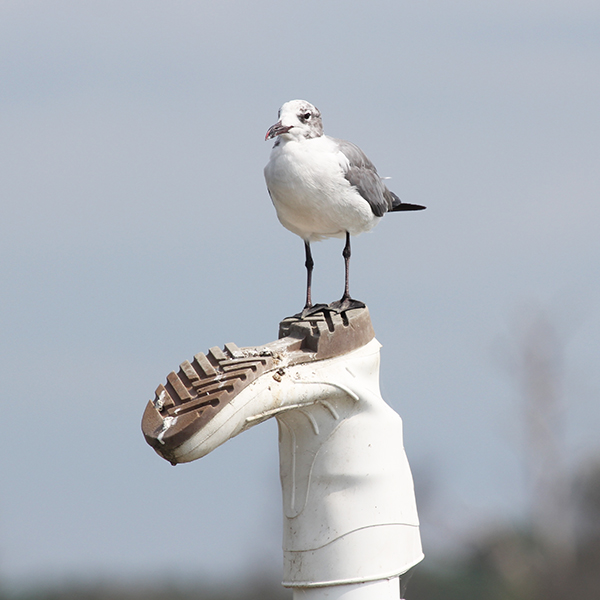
[
  {"left": 294, "top": 303, "right": 335, "bottom": 319},
  {"left": 328, "top": 297, "right": 366, "bottom": 313}
]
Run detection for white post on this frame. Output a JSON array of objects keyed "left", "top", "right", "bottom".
[{"left": 292, "top": 577, "right": 401, "bottom": 600}]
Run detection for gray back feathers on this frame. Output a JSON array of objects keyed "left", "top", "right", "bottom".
[{"left": 334, "top": 138, "right": 397, "bottom": 218}]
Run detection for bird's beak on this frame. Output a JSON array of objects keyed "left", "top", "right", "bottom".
[{"left": 265, "top": 121, "right": 293, "bottom": 141}]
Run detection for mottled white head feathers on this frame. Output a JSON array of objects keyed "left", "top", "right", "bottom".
[{"left": 265, "top": 99, "right": 323, "bottom": 142}]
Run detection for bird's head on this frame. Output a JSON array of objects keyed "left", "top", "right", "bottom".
[{"left": 265, "top": 100, "right": 323, "bottom": 142}]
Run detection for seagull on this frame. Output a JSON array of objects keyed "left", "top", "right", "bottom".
[{"left": 264, "top": 99, "right": 425, "bottom": 316}]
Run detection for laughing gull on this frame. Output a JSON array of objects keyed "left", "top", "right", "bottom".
[{"left": 264, "top": 99, "right": 425, "bottom": 316}]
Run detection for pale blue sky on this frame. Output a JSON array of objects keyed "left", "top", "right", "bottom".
[{"left": 1, "top": 0, "right": 599, "bottom": 591}]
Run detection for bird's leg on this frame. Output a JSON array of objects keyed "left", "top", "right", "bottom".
[
  {"left": 304, "top": 240, "right": 314, "bottom": 310},
  {"left": 296, "top": 240, "right": 330, "bottom": 319},
  {"left": 330, "top": 232, "right": 366, "bottom": 313},
  {"left": 341, "top": 231, "right": 352, "bottom": 301}
]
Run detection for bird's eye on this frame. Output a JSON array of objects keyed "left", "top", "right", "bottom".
[{"left": 303, "top": 112, "right": 311, "bottom": 120}]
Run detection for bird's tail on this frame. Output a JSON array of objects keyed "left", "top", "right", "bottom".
[{"left": 389, "top": 191, "right": 426, "bottom": 212}]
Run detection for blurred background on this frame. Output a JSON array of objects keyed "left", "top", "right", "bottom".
[{"left": 1, "top": 1, "right": 599, "bottom": 599}]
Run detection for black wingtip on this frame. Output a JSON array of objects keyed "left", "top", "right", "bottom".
[{"left": 390, "top": 202, "right": 426, "bottom": 212}]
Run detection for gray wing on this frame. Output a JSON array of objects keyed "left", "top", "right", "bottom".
[{"left": 333, "top": 137, "right": 396, "bottom": 217}]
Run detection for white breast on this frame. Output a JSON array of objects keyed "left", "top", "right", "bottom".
[{"left": 264, "top": 136, "right": 379, "bottom": 242}]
